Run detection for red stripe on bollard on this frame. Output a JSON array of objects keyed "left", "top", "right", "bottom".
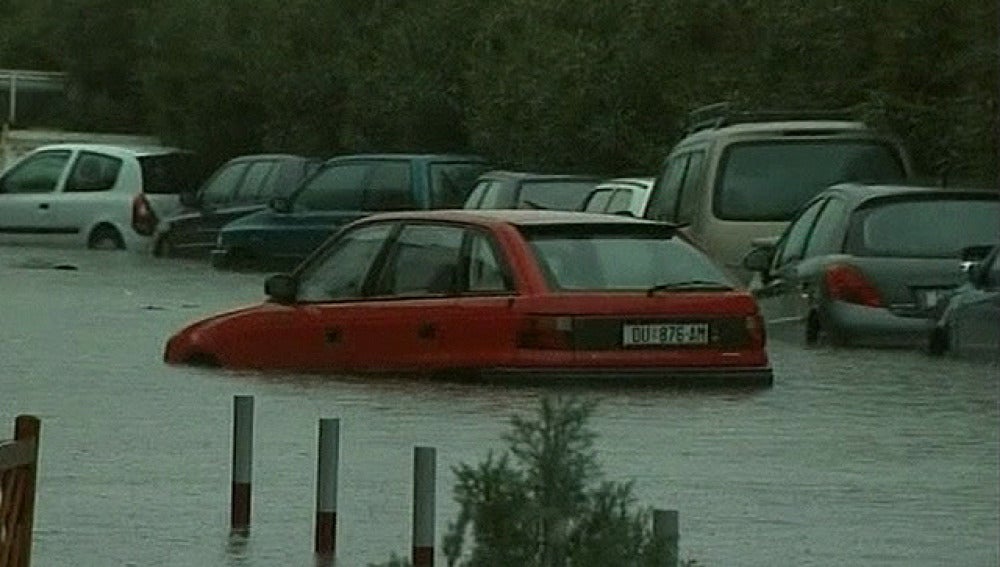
[
  {"left": 412, "top": 546, "right": 434, "bottom": 567},
  {"left": 231, "top": 481, "right": 251, "bottom": 533},
  {"left": 315, "top": 511, "right": 337, "bottom": 555}
]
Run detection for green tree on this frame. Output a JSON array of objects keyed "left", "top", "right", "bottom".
[{"left": 441, "top": 396, "right": 681, "bottom": 567}]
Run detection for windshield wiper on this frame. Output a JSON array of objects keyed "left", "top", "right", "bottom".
[
  {"left": 646, "top": 280, "right": 734, "bottom": 296},
  {"left": 520, "top": 199, "right": 551, "bottom": 210}
]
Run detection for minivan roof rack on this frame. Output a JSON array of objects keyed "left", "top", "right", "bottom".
[{"left": 684, "top": 102, "right": 860, "bottom": 134}]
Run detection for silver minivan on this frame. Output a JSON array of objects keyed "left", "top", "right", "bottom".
[{"left": 643, "top": 104, "right": 913, "bottom": 284}]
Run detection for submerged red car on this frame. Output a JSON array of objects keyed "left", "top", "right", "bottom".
[{"left": 164, "top": 210, "right": 773, "bottom": 385}]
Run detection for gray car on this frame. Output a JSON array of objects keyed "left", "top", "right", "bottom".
[
  {"left": 743, "top": 183, "right": 1000, "bottom": 346},
  {"left": 928, "top": 245, "right": 1000, "bottom": 359}
]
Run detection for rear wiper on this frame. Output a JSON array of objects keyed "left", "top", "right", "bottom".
[
  {"left": 646, "top": 280, "right": 734, "bottom": 296},
  {"left": 520, "top": 199, "right": 551, "bottom": 210}
]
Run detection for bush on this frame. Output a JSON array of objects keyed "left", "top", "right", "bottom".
[{"left": 440, "top": 396, "right": 690, "bottom": 567}]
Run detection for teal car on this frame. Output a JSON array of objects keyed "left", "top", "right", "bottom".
[{"left": 211, "top": 153, "right": 490, "bottom": 270}]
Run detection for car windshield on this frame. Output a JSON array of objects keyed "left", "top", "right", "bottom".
[
  {"left": 846, "top": 195, "right": 1000, "bottom": 258},
  {"left": 521, "top": 224, "right": 734, "bottom": 291},
  {"left": 429, "top": 162, "right": 490, "bottom": 207},
  {"left": 519, "top": 181, "right": 598, "bottom": 210},
  {"left": 715, "top": 140, "right": 906, "bottom": 221}
]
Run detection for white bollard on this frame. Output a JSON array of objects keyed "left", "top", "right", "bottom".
[
  {"left": 412, "top": 446, "right": 436, "bottom": 567},
  {"left": 230, "top": 395, "right": 254, "bottom": 534},
  {"left": 653, "top": 509, "right": 679, "bottom": 567},
  {"left": 314, "top": 418, "right": 340, "bottom": 556}
]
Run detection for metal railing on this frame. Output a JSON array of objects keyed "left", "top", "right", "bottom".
[{"left": 0, "top": 415, "right": 41, "bottom": 567}]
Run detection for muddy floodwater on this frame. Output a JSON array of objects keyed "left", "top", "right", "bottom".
[{"left": 2, "top": 246, "right": 997, "bottom": 567}]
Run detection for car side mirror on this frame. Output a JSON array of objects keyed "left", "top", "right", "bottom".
[
  {"left": 269, "top": 196, "right": 292, "bottom": 213},
  {"left": 743, "top": 241, "right": 776, "bottom": 273},
  {"left": 265, "top": 274, "right": 298, "bottom": 303},
  {"left": 964, "top": 262, "right": 983, "bottom": 286},
  {"left": 179, "top": 191, "right": 200, "bottom": 208}
]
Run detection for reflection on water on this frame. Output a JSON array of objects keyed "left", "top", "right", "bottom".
[{"left": 2, "top": 247, "right": 997, "bottom": 567}]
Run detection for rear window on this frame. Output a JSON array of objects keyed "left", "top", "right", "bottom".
[
  {"left": 430, "top": 162, "right": 490, "bottom": 207},
  {"left": 846, "top": 195, "right": 1000, "bottom": 258},
  {"left": 139, "top": 152, "right": 201, "bottom": 194},
  {"left": 520, "top": 180, "right": 599, "bottom": 211},
  {"left": 522, "top": 225, "right": 733, "bottom": 291},
  {"left": 715, "top": 140, "right": 906, "bottom": 221}
]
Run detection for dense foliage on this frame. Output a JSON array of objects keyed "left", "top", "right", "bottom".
[{"left": 1, "top": 0, "right": 996, "bottom": 183}]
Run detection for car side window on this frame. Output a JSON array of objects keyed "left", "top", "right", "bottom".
[
  {"left": 803, "top": 198, "right": 847, "bottom": 257},
  {"left": 467, "top": 232, "right": 511, "bottom": 293},
  {"left": 363, "top": 161, "right": 415, "bottom": 211},
  {"left": 676, "top": 151, "right": 705, "bottom": 224},
  {"left": 65, "top": 152, "right": 122, "bottom": 193},
  {"left": 646, "top": 154, "right": 688, "bottom": 222},
  {"left": 774, "top": 199, "right": 826, "bottom": 268},
  {"left": 606, "top": 189, "right": 634, "bottom": 214},
  {"left": 202, "top": 162, "right": 250, "bottom": 206},
  {"left": 295, "top": 162, "right": 369, "bottom": 211},
  {"left": 0, "top": 150, "right": 71, "bottom": 194},
  {"left": 297, "top": 223, "right": 394, "bottom": 302},
  {"left": 230, "top": 161, "right": 276, "bottom": 204},
  {"left": 376, "top": 224, "right": 465, "bottom": 296},
  {"left": 583, "top": 188, "right": 614, "bottom": 212}
]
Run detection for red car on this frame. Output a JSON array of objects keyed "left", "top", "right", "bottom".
[{"left": 164, "top": 210, "right": 773, "bottom": 385}]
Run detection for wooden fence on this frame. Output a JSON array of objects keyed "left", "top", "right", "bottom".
[{"left": 0, "top": 415, "right": 40, "bottom": 567}]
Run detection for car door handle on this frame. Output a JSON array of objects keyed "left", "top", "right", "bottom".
[
  {"left": 324, "top": 327, "right": 341, "bottom": 344},
  {"left": 38, "top": 203, "right": 50, "bottom": 210},
  {"left": 417, "top": 322, "right": 436, "bottom": 339}
]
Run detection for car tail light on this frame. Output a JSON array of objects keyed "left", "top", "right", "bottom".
[
  {"left": 517, "top": 316, "right": 574, "bottom": 349},
  {"left": 824, "top": 264, "right": 882, "bottom": 307},
  {"left": 132, "top": 193, "right": 158, "bottom": 236},
  {"left": 745, "top": 314, "right": 766, "bottom": 347}
]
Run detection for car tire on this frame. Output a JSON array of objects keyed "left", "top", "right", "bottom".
[
  {"left": 928, "top": 326, "right": 949, "bottom": 356},
  {"left": 805, "top": 312, "right": 820, "bottom": 346},
  {"left": 153, "top": 234, "right": 173, "bottom": 257},
  {"left": 87, "top": 225, "right": 125, "bottom": 250},
  {"left": 806, "top": 311, "right": 851, "bottom": 347}
]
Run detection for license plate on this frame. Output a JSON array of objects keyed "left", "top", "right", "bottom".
[{"left": 622, "top": 323, "right": 710, "bottom": 346}]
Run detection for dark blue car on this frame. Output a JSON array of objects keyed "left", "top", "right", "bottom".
[{"left": 211, "top": 153, "right": 490, "bottom": 270}]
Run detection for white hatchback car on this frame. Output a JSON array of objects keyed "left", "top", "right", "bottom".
[{"left": 0, "top": 143, "right": 199, "bottom": 251}]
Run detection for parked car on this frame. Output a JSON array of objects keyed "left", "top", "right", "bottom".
[
  {"left": 211, "top": 153, "right": 489, "bottom": 270},
  {"left": 644, "top": 102, "right": 913, "bottom": 283},
  {"left": 166, "top": 210, "right": 773, "bottom": 386},
  {"left": 742, "top": 183, "right": 1000, "bottom": 346},
  {"left": 579, "top": 177, "right": 654, "bottom": 217},
  {"left": 928, "top": 244, "right": 1000, "bottom": 359},
  {"left": 153, "top": 154, "right": 321, "bottom": 258},
  {"left": 0, "top": 143, "right": 199, "bottom": 251},
  {"left": 463, "top": 171, "right": 601, "bottom": 211}
]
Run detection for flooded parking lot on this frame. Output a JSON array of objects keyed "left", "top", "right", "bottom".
[{"left": 2, "top": 245, "right": 997, "bottom": 567}]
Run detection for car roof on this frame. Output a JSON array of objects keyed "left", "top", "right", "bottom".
[
  {"left": 595, "top": 177, "right": 655, "bottom": 190},
  {"left": 31, "top": 143, "right": 186, "bottom": 157},
  {"left": 477, "top": 170, "right": 602, "bottom": 182},
  {"left": 325, "top": 153, "right": 488, "bottom": 164},
  {"left": 227, "top": 153, "right": 315, "bottom": 163},
  {"left": 677, "top": 120, "right": 881, "bottom": 145},
  {"left": 355, "top": 208, "right": 670, "bottom": 228},
  {"left": 820, "top": 183, "right": 1000, "bottom": 208}
]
